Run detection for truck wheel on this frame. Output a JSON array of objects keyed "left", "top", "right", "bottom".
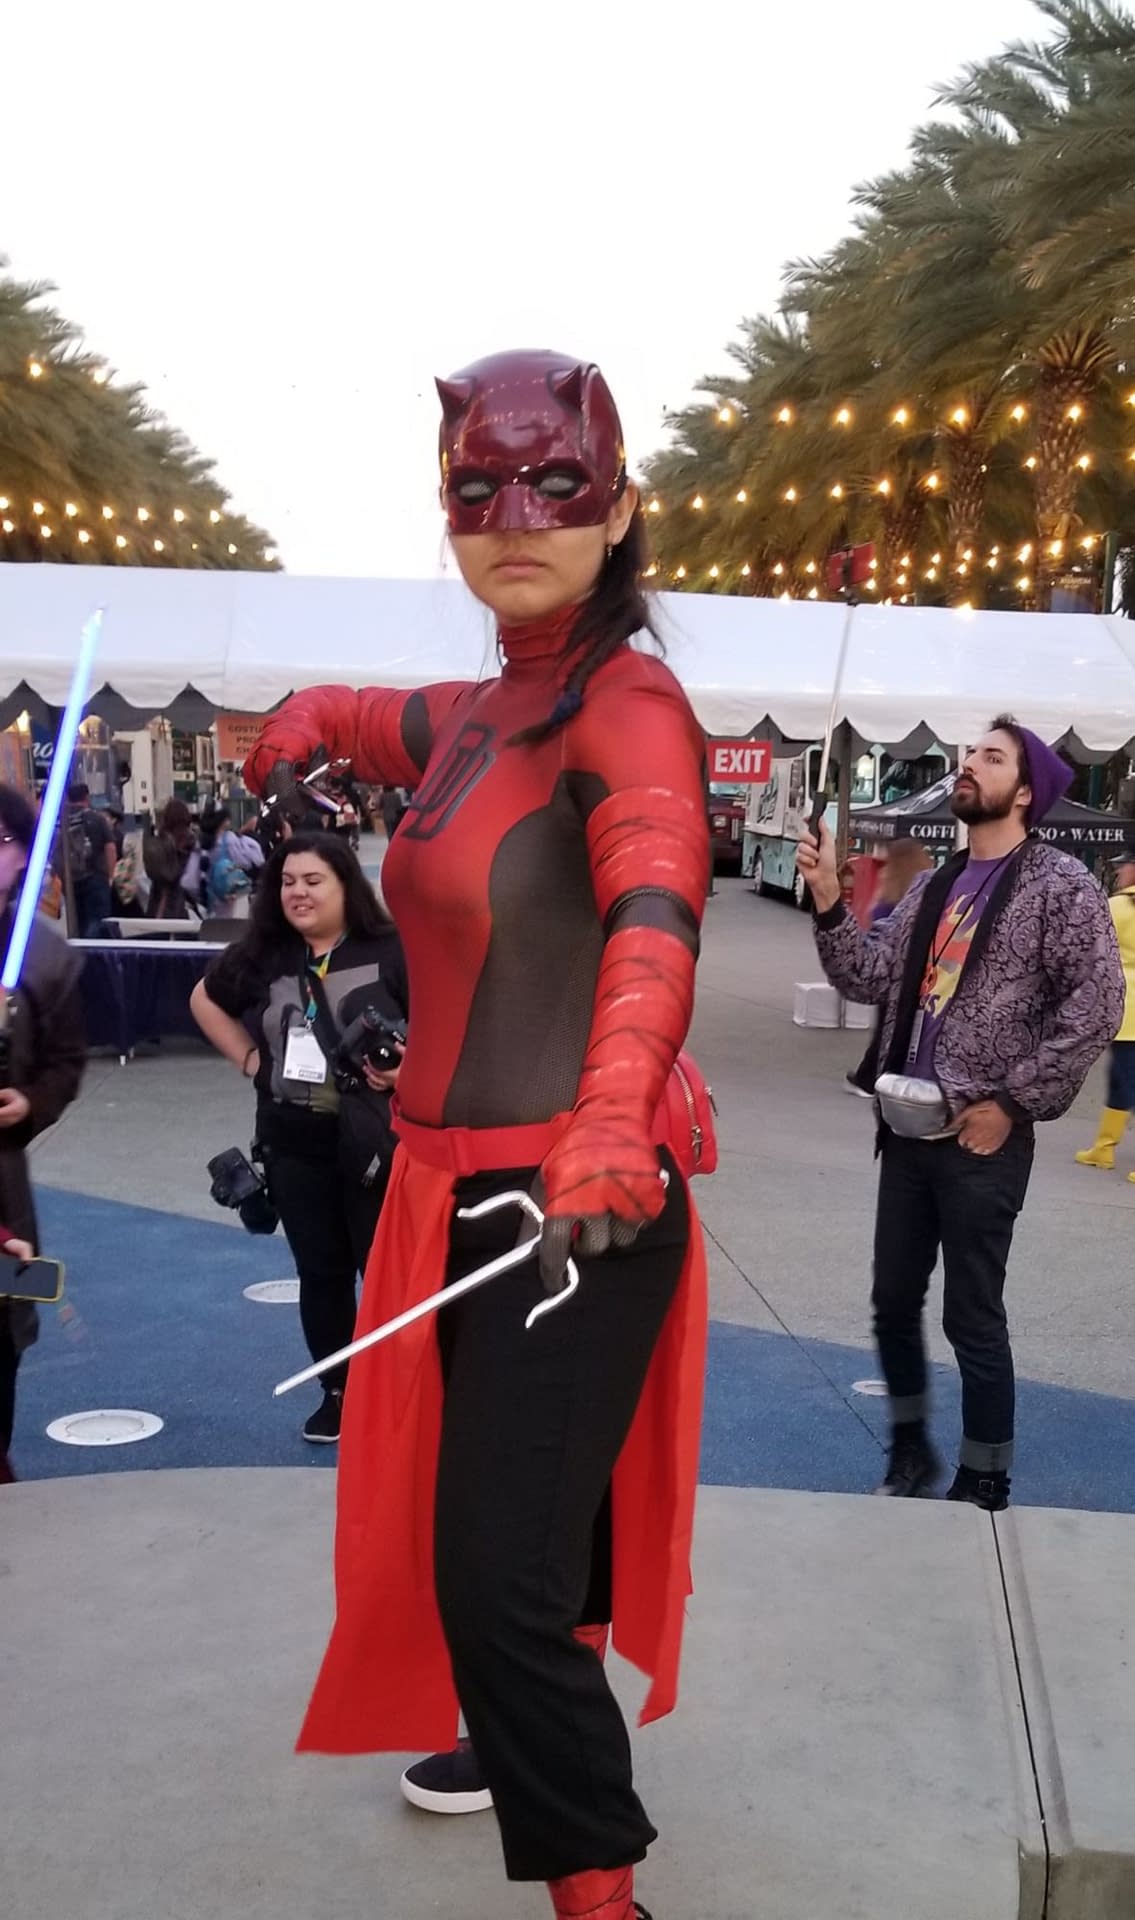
[
  {"left": 793, "top": 868, "right": 810, "bottom": 911},
  {"left": 750, "top": 848, "right": 766, "bottom": 896}
]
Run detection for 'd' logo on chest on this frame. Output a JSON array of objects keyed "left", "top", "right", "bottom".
[{"left": 401, "top": 722, "right": 498, "bottom": 841}]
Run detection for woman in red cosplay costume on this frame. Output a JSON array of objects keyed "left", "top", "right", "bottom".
[{"left": 243, "top": 347, "right": 710, "bottom": 1920}]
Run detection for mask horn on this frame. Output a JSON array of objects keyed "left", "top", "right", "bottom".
[
  {"left": 435, "top": 375, "right": 475, "bottom": 425},
  {"left": 549, "top": 363, "right": 585, "bottom": 413}
]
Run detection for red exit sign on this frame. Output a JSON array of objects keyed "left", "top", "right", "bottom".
[{"left": 708, "top": 739, "right": 772, "bottom": 783}]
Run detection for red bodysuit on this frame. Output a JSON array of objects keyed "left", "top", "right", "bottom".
[{"left": 245, "top": 618, "right": 710, "bottom": 1752}]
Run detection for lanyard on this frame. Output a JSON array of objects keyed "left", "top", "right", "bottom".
[
  {"left": 924, "top": 846, "right": 1022, "bottom": 977},
  {"left": 302, "top": 942, "right": 339, "bottom": 1025}
]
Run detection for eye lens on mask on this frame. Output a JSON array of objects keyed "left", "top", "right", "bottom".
[
  {"left": 453, "top": 474, "right": 498, "bottom": 506},
  {"left": 534, "top": 468, "right": 586, "bottom": 500}
]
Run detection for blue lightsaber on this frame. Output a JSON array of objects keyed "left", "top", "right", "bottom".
[{"left": 2, "top": 609, "right": 103, "bottom": 991}]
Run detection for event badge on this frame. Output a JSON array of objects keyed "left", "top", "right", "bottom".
[{"left": 283, "top": 1027, "right": 328, "bottom": 1084}]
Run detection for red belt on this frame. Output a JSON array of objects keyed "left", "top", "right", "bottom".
[{"left": 392, "top": 1104, "right": 573, "bottom": 1178}]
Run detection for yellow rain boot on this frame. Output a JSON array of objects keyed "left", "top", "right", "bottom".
[{"left": 1076, "top": 1108, "right": 1128, "bottom": 1170}]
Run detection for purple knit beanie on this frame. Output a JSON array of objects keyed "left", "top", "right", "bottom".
[{"left": 1016, "top": 726, "right": 1073, "bottom": 826}]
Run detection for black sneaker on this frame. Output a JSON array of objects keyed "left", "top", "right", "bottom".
[
  {"left": 945, "top": 1465, "right": 1010, "bottom": 1511},
  {"left": 874, "top": 1432, "right": 941, "bottom": 1497},
  {"left": 302, "top": 1389, "right": 343, "bottom": 1445},
  {"left": 400, "top": 1738, "right": 493, "bottom": 1814},
  {"left": 844, "top": 1073, "right": 874, "bottom": 1099}
]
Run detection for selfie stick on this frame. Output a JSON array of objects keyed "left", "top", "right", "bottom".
[
  {"left": 807, "top": 599, "right": 856, "bottom": 845},
  {"left": 2, "top": 609, "right": 103, "bottom": 991},
  {"left": 274, "top": 1189, "right": 580, "bottom": 1397}
]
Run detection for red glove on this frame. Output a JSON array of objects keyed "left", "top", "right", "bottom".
[{"left": 537, "top": 783, "right": 706, "bottom": 1293}]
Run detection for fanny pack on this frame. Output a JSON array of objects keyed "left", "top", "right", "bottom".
[{"left": 873, "top": 1072, "right": 954, "bottom": 1140}]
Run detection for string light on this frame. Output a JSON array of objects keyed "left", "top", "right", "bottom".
[
  {"left": 153, "top": 539, "right": 165, "bottom": 553},
  {"left": 987, "top": 557, "right": 998, "bottom": 570},
  {"left": 39, "top": 525, "right": 52, "bottom": 540},
  {"left": 868, "top": 558, "right": 878, "bottom": 572},
  {"left": 897, "top": 571, "right": 909, "bottom": 586},
  {"left": 91, "top": 365, "right": 108, "bottom": 386},
  {"left": 779, "top": 590, "right": 792, "bottom": 601},
  {"left": 772, "top": 562, "right": 785, "bottom": 577},
  {"left": 899, "top": 554, "right": 912, "bottom": 568},
  {"left": 1049, "top": 540, "right": 1064, "bottom": 557},
  {"left": 1018, "top": 543, "right": 1033, "bottom": 562},
  {"left": 227, "top": 543, "right": 238, "bottom": 555},
  {"left": 137, "top": 507, "right": 150, "bottom": 523},
  {"left": 209, "top": 509, "right": 222, "bottom": 524},
  {"left": 647, "top": 498, "right": 661, "bottom": 514},
  {"left": 27, "top": 360, "right": 43, "bottom": 379},
  {"left": 32, "top": 501, "right": 44, "bottom": 516},
  {"left": 962, "top": 548, "right": 974, "bottom": 562},
  {"left": 807, "top": 587, "right": 819, "bottom": 599},
  {"left": 675, "top": 565, "right": 687, "bottom": 579},
  {"left": 1, "top": 521, "right": 12, "bottom": 535},
  {"left": 930, "top": 551, "right": 942, "bottom": 564},
  {"left": 1081, "top": 535, "right": 1097, "bottom": 551},
  {"left": 950, "top": 406, "right": 969, "bottom": 426},
  {"left": 804, "top": 560, "right": 817, "bottom": 575},
  {"left": 1128, "top": 394, "right": 1135, "bottom": 407},
  {"left": 924, "top": 472, "right": 941, "bottom": 490},
  {"left": 891, "top": 407, "right": 910, "bottom": 426},
  {"left": 0, "top": 497, "right": 7, "bottom": 511},
  {"left": 925, "top": 567, "right": 938, "bottom": 581},
  {"left": 1076, "top": 454, "right": 1091, "bottom": 470},
  {"left": 709, "top": 565, "right": 719, "bottom": 579},
  {"left": 776, "top": 406, "right": 793, "bottom": 425},
  {"left": 956, "top": 562, "right": 969, "bottom": 576},
  {"left": 1017, "top": 575, "right": 1031, "bottom": 590},
  {"left": 834, "top": 406, "right": 852, "bottom": 426},
  {"left": 78, "top": 530, "right": 91, "bottom": 545},
  {"left": 830, "top": 483, "right": 844, "bottom": 499},
  {"left": 783, "top": 486, "right": 798, "bottom": 503},
  {"left": 717, "top": 406, "right": 734, "bottom": 424},
  {"left": 65, "top": 502, "right": 78, "bottom": 518},
  {"left": 741, "top": 563, "right": 751, "bottom": 577},
  {"left": 1025, "top": 456, "right": 1038, "bottom": 470},
  {"left": 865, "top": 578, "right": 878, "bottom": 591},
  {"left": 735, "top": 488, "right": 748, "bottom": 503},
  {"left": 115, "top": 533, "right": 127, "bottom": 548},
  {"left": 645, "top": 562, "right": 658, "bottom": 577},
  {"left": 1010, "top": 404, "right": 1027, "bottom": 422},
  {"left": 102, "top": 505, "right": 115, "bottom": 520},
  {"left": 173, "top": 507, "right": 187, "bottom": 523},
  {"left": 692, "top": 494, "right": 704, "bottom": 510},
  {"left": 991, "top": 545, "right": 1000, "bottom": 556},
  {"left": 1066, "top": 403, "right": 1084, "bottom": 422},
  {"left": 876, "top": 478, "right": 891, "bottom": 495}
]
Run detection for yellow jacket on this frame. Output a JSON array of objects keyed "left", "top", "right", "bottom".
[{"left": 1112, "top": 887, "right": 1135, "bottom": 1041}]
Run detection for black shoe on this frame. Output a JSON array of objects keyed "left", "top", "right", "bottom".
[
  {"left": 400, "top": 1738, "right": 493, "bottom": 1814},
  {"left": 634, "top": 1907, "right": 653, "bottom": 1919},
  {"left": 874, "top": 1432, "right": 941, "bottom": 1497},
  {"left": 302, "top": 1389, "right": 343, "bottom": 1445},
  {"left": 844, "top": 1072, "right": 874, "bottom": 1099},
  {"left": 945, "top": 1465, "right": 1010, "bottom": 1511}
]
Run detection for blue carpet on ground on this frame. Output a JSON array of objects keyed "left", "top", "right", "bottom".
[{"left": 10, "top": 1188, "right": 1134, "bottom": 1512}]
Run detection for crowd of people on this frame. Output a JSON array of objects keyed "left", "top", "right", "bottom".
[{"left": 1, "top": 346, "right": 1131, "bottom": 1920}]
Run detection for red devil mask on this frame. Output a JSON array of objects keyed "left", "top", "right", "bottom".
[{"left": 437, "top": 348, "right": 627, "bottom": 535}]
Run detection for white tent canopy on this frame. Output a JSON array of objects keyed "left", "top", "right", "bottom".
[{"left": 2, "top": 562, "right": 1134, "bottom": 754}]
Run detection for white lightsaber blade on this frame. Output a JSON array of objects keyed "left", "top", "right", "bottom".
[
  {"left": 273, "top": 1189, "right": 579, "bottom": 1398},
  {"left": 810, "top": 599, "right": 856, "bottom": 835},
  {"left": 3, "top": 608, "right": 103, "bottom": 989}
]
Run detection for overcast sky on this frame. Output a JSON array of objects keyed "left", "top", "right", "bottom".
[{"left": 5, "top": 0, "right": 1045, "bottom": 577}]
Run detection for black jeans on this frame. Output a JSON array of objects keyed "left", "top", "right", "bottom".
[
  {"left": 74, "top": 872, "right": 112, "bottom": 938},
  {"left": 267, "top": 1149, "right": 386, "bottom": 1392},
  {"left": 433, "top": 1155, "right": 688, "bottom": 1883},
  {"left": 0, "top": 1306, "right": 18, "bottom": 1454},
  {"left": 872, "top": 1130, "right": 1034, "bottom": 1471}
]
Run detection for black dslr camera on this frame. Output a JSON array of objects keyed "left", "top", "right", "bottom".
[
  {"left": 207, "top": 1146, "right": 279, "bottom": 1236},
  {"left": 334, "top": 1008, "right": 408, "bottom": 1091}
]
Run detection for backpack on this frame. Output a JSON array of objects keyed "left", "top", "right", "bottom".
[
  {"left": 113, "top": 843, "right": 138, "bottom": 905},
  {"left": 207, "top": 845, "right": 250, "bottom": 905},
  {"left": 66, "top": 809, "right": 96, "bottom": 882}
]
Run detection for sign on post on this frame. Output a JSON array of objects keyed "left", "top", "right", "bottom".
[{"left": 707, "top": 739, "right": 772, "bottom": 784}]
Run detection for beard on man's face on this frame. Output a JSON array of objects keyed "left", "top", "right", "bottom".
[{"left": 950, "top": 774, "right": 1021, "bottom": 825}]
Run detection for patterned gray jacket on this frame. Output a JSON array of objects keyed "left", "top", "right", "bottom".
[{"left": 814, "top": 840, "right": 1123, "bottom": 1123}]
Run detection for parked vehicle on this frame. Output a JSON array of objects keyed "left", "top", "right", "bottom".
[
  {"left": 743, "top": 744, "right": 948, "bottom": 906},
  {"left": 709, "top": 782, "right": 746, "bottom": 874}
]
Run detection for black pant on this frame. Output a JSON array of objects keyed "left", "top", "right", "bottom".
[
  {"left": 433, "top": 1156, "right": 688, "bottom": 1883},
  {"left": 267, "top": 1149, "right": 386, "bottom": 1392},
  {"left": 74, "top": 872, "right": 112, "bottom": 938},
  {"left": 872, "top": 1130, "right": 1034, "bottom": 1471},
  {"left": 0, "top": 1306, "right": 18, "bottom": 1454}
]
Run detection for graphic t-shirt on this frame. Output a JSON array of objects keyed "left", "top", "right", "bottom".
[{"left": 910, "top": 857, "right": 1006, "bottom": 1081}]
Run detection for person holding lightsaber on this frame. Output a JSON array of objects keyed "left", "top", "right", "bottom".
[
  {"left": 243, "top": 349, "right": 712, "bottom": 1920},
  {"left": 0, "top": 613, "right": 98, "bottom": 1483}
]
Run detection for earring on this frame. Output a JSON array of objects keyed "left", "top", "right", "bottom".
[{"left": 605, "top": 543, "right": 613, "bottom": 561}]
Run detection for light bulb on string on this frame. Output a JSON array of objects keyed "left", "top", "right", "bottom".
[
  {"left": 0, "top": 497, "right": 7, "bottom": 511},
  {"left": 675, "top": 565, "right": 687, "bottom": 580},
  {"left": 1076, "top": 454, "right": 1091, "bottom": 470},
  {"left": 834, "top": 406, "right": 852, "bottom": 426},
  {"left": 865, "top": 578, "right": 878, "bottom": 592},
  {"left": 807, "top": 587, "right": 819, "bottom": 600},
  {"left": 209, "top": 509, "right": 222, "bottom": 524},
  {"left": 154, "top": 539, "right": 165, "bottom": 553},
  {"left": 804, "top": 561, "right": 817, "bottom": 575},
  {"left": 645, "top": 563, "right": 658, "bottom": 577},
  {"left": 115, "top": 534, "right": 127, "bottom": 548},
  {"left": 899, "top": 554, "right": 912, "bottom": 568},
  {"left": 829, "top": 483, "right": 843, "bottom": 499},
  {"left": 65, "top": 502, "right": 78, "bottom": 518},
  {"left": 32, "top": 501, "right": 44, "bottom": 516},
  {"left": 1017, "top": 575, "right": 1031, "bottom": 591},
  {"left": 692, "top": 494, "right": 704, "bottom": 510},
  {"left": 868, "top": 558, "right": 878, "bottom": 572},
  {"left": 137, "top": 507, "right": 150, "bottom": 523},
  {"left": 228, "top": 543, "right": 238, "bottom": 555},
  {"left": 1081, "top": 535, "right": 1097, "bottom": 551},
  {"left": 930, "top": 551, "right": 942, "bottom": 564},
  {"left": 173, "top": 508, "right": 187, "bottom": 524},
  {"left": 27, "top": 360, "right": 43, "bottom": 379},
  {"left": 776, "top": 406, "right": 793, "bottom": 425},
  {"left": 891, "top": 407, "right": 910, "bottom": 426},
  {"left": 924, "top": 472, "right": 940, "bottom": 490},
  {"left": 709, "top": 565, "right": 719, "bottom": 579},
  {"left": 956, "top": 561, "right": 969, "bottom": 576},
  {"left": 78, "top": 530, "right": 90, "bottom": 545},
  {"left": 1, "top": 521, "right": 13, "bottom": 535},
  {"left": 1049, "top": 540, "right": 1063, "bottom": 557},
  {"left": 897, "top": 572, "right": 909, "bottom": 586},
  {"left": 717, "top": 406, "right": 734, "bottom": 424},
  {"left": 950, "top": 406, "right": 969, "bottom": 426},
  {"left": 772, "top": 562, "right": 785, "bottom": 577},
  {"left": 1025, "top": 456, "right": 1038, "bottom": 470},
  {"left": 1010, "top": 404, "right": 1026, "bottom": 423},
  {"left": 783, "top": 486, "right": 798, "bottom": 503},
  {"left": 91, "top": 365, "right": 108, "bottom": 385},
  {"left": 925, "top": 567, "right": 938, "bottom": 581},
  {"left": 962, "top": 548, "right": 974, "bottom": 562},
  {"left": 735, "top": 489, "right": 747, "bottom": 503},
  {"left": 102, "top": 505, "right": 115, "bottom": 520},
  {"left": 1066, "top": 403, "right": 1084, "bottom": 422},
  {"left": 1018, "top": 544, "right": 1033, "bottom": 562},
  {"left": 647, "top": 498, "right": 661, "bottom": 514},
  {"left": 39, "top": 525, "right": 52, "bottom": 540},
  {"left": 741, "top": 563, "right": 751, "bottom": 577},
  {"left": 876, "top": 478, "right": 891, "bottom": 495}
]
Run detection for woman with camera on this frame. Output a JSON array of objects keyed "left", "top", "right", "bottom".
[{"left": 190, "top": 832, "right": 407, "bottom": 1443}]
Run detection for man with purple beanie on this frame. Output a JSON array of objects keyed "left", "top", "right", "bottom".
[{"left": 797, "top": 716, "right": 1123, "bottom": 1509}]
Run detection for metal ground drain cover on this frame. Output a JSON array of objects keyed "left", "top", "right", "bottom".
[
  {"left": 243, "top": 1279, "right": 300, "bottom": 1304},
  {"left": 851, "top": 1379, "right": 889, "bottom": 1398},
  {"left": 46, "top": 1409, "right": 164, "bottom": 1447}
]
